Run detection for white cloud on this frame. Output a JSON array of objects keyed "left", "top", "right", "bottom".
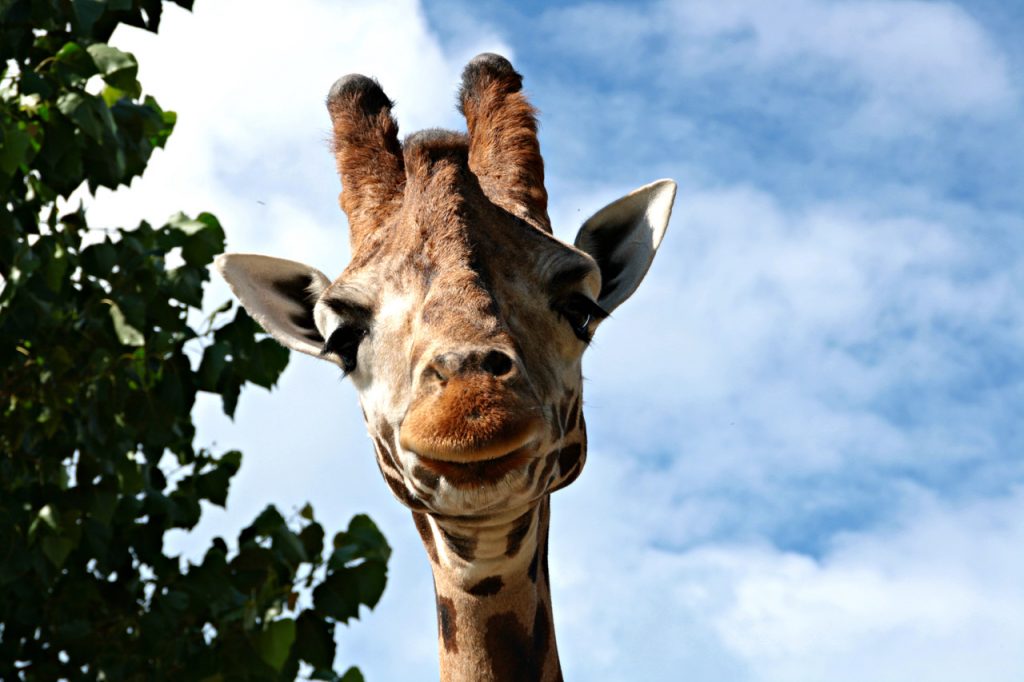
[
  {"left": 553, "top": 461, "right": 1024, "bottom": 682},
  {"left": 575, "top": 181, "right": 1023, "bottom": 496},
  {"left": 712, "top": 489, "right": 1024, "bottom": 681},
  {"left": 548, "top": 0, "right": 1016, "bottom": 134}
]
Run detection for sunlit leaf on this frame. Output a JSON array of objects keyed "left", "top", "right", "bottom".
[
  {"left": 87, "top": 44, "right": 141, "bottom": 96},
  {"left": 107, "top": 300, "right": 145, "bottom": 346}
]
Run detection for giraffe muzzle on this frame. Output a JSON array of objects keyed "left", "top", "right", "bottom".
[{"left": 399, "top": 372, "right": 543, "bottom": 464}]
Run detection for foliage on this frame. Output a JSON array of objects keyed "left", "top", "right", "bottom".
[{"left": 0, "top": 2, "right": 389, "bottom": 679}]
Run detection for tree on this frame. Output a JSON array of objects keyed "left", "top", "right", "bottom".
[{"left": 0, "top": 2, "right": 389, "bottom": 679}]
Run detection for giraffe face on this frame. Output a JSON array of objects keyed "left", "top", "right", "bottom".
[
  {"left": 311, "top": 152, "right": 598, "bottom": 515},
  {"left": 216, "top": 54, "right": 675, "bottom": 519}
]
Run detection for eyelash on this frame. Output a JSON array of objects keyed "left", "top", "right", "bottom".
[
  {"left": 321, "top": 323, "right": 367, "bottom": 373},
  {"left": 554, "top": 294, "right": 608, "bottom": 343}
]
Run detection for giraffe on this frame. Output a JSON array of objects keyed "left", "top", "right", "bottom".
[{"left": 216, "top": 54, "right": 675, "bottom": 681}]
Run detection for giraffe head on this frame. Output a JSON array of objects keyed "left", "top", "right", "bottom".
[{"left": 217, "top": 54, "right": 675, "bottom": 520}]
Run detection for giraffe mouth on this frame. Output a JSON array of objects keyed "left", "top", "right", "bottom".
[{"left": 414, "top": 440, "right": 538, "bottom": 485}]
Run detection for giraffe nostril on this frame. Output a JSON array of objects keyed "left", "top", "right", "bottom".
[{"left": 480, "top": 350, "right": 514, "bottom": 377}]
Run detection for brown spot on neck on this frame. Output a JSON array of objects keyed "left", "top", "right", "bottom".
[
  {"left": 505, "top": 507, "right": 534, "bottom": 557},
  {"left": 440, "top": 526, "right": 478, "bottom": 562},
  {"left": 437, "top": 594, "right": 458, "bottom": 653},
  {"left": 527, "top": 545, "right": 540, "bottom": 583},
  {"left": 484, "top": 609, "right": 553, "bottom": 681},
  {"left": 468, "top": 575, "right": 505, "bottom": 597},
  {"left": 565, "top": 395, "right": 580, "bottom": 433}
]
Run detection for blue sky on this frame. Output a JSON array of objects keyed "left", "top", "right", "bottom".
[{"left": 90, "top": 1, "right": 1024, "bottom": 679}]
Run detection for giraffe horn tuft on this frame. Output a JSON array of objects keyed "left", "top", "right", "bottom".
[
  {"left": 326, "top": 73, "right": 405, "bottom": 245},
  {"left": 458, "top": 54, "right": 550, "bottom": 233}
]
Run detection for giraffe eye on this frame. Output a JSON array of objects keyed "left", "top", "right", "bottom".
[
  {"left": 322, "top": 323, "right": 367, "bottom": 373},
  {"left": 555, "top": 294, "right": 608, "bottom": 342}
]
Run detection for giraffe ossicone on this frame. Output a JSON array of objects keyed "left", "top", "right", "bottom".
[{"left": 217, "top": 53, "right": 675, "bottom": 682}]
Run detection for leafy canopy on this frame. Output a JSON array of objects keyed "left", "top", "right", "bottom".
[{"left": 0, "top": 2, "right": 389, "bottom": 680}]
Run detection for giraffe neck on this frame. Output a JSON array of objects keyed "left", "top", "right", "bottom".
[{"left": 412, "top": 496, "right": 563, "bottom": 682}]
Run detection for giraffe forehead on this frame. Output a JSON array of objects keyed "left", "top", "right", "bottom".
[
  {"left": 342, "top": 209, "right": 585, "bottom": 309},
  {"left": 345, "top": 149, "right": 586, "bottom": 288}
]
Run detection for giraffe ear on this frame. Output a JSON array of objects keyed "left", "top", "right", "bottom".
[
  {"left": 573, "top": 179, "right": 677, "bottom": 313},
  {"left": 215, "top": 254, "right": 331, "bottom": 358}
]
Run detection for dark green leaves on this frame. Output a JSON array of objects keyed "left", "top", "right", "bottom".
[
  {"left": 0, "top": 2, "right": 388, "bottom": 680},
  {"left": 0, "top": 120, "right": 35, "bottom": 177},
  {"left": 168, "top": 211, "right": 226, "bottom": 266},
  {"left": 295, "top": 611, "right": 336, "bottom": 670},
  {"left": 330, "top": 514, "right": 393, "bottom": 567},
  {"left": 201, "top": 308, "right": 290, "bottom": 416},
  {"left": 314, "top": 516, "right": 391, "bottom": 623}
]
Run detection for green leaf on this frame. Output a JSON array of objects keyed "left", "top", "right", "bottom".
[
  {"left": 194, "top": 451, "right": 241, "bottom": 507},
  {"left": 31, "top": 504, "right": 61, "bottom": 538},
  {"left": 107, "top": 300, "right": 145, "bottom": 346},
  {"left": 229, "top": 546, "right": 276, "bottom": 593},
  {"left": 0, "top": 124, "right": 32, "bottom": 175},
  {"left": 312, "top": 572, "right": 359, "bottom": 623},
  {"left": 312, "top": 560, "right": 387, "bottom": 623},
  {"left": 330, "top": 514, "right": 391, "bottom": 567},
  {"left": 72, "top": 0, "right": 106, "bottom": 34},
  {"left": 349, "top": 560, "right": 388, "bottom": 610},
  {"left": 198, "top": 341, "right": 229, "bottom": 391},
  {"left": 40, "top": 504, "right": 61, "bottom": 531},
  {"left": 43, "top": 240, "right": 67, "bottom": 292},
  {"left": 294, "top": 611, "right": 335, "bottom": 670},
  {"left": 88, "top": 488, "right": 118, "bottom": 526},
  {"left": 56, "top": 92, "right": 110, "bottom": 141},
  {"left": 41, "top": 536, "right": 74, "bottom": 568},
  {"left": 250, "top": 505, "right": 286, "bottom": 536},
  {"left": 272, "top": 527, "right": 308, "bottom": 566},
  {"left": 166, "top": 266, "right": 204, "bottom": 307},
  {"left": 86, "top": 44, "right": 141, "bottom": 95},
  {"left": 101, "top": 85, "right": 129, "bottom": 107},
  {"left": 219, "top": 373, "right": 242, "bottom": 418},
  {"left": 339, "top": 666, "right": 366, "bottom": 682},
  {"left": 257, "top": 618, "right": 296, "bottom": 672},
  {"left": 164, "top": 590, "right": 190, "bottom": 611},
  {"left": 246, "top": 339, "right": 290, "bottom": 389},
  {"left": 81, "top": 240, "right": 117, "bottom": 275},
  {"left": 299, "top": 522, "right": 324, "bottom": 558},
  {"left": 54, "top": 41, "right": 98, "bottom": 78},
  {"left": 168, "top": 212, "right": 225, "bottom": 267}
]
